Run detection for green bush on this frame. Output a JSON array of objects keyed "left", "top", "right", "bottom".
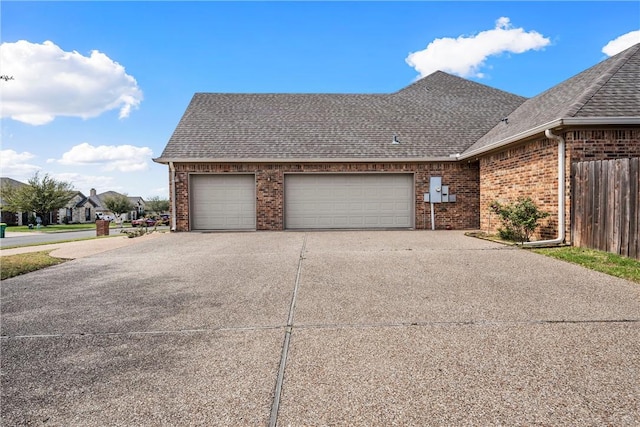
[
  {"left": 120, "top": 228, "right": 146, "bottom": 238},
  {"left": 490, "top": 198, "right": 549, "bottom": 243}
]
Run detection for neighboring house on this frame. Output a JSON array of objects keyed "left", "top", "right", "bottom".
[
  {"left": 55, "top": 191, "right": 99, "bottom": 224},
  {"left": 1, "top": 177, "right": 90, "bottom": 225},
  {"left": 127, "top": 196, "right": 145, "bottom": 220},
  {"left": 0, "top": 177, "right": 28, "bottom": 225},
  {"left": 154, "top": 44, "right": 639, "bottom": 245},
  {"left": 87, "top": 189, "right": 145, "bottom": 221},
  {"left": 0, "top": 180, "right": 145, "bottom": 225}
]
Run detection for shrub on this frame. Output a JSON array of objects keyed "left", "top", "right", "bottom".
[
  {"left": 490, "top": 198, "right": 550, "bottom": 243},
  {"left": 120, "top": 228, "right": 146, "bottom": 238}
]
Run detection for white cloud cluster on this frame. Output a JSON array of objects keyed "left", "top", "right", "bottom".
[
  {"left": 0, "top": 40, "right": 143, "bottom": 125},
  {"left": 602, "top": 30, "right": 640, "bottom": 56},
  {"left": 0, "top": 149, "right": 41, "bottom": 177},
  {"left": 57, "top": 142, "right": 153, "bottom": 172},
  {"left": 406, "top": 17, "right": 550, "bottom": 79}
]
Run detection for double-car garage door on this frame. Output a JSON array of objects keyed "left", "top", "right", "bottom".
[
  {"left": 285, "top": 174, "right": 413, "bottom": 229},
  {"left": 190, "top": 173, "right": 413, "bottom": 230}
]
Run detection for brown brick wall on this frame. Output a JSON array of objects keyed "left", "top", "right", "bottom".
[
  {"left": 567, "top": 129, "right": 640, "bottom": 161},
  {"left": 479, "top": 128, "right": 640, "bottom": 242},
  {"left": 171, "top": 162, "right": 480, "bottom": 231},
  {"left": 479, "top": 138, "right": 564, "bottom": 241}
]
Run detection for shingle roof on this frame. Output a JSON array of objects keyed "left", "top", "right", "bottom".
[
  {"left": 88, "top": 195, "right": 104, "bottom": 210},
  {"left": 0, "top": 177, "right": 28, "bottom": 208},
  {"left": 74, "top": 193, "right": 100, "bottom": 209},
  {"left": 0, "top": 177, "right": 26, "bottom": 189},
  {"left": 94, "top": 191, "right": 144, "bottom": 208},
  {"left": 464, "top": 43, "right": 640, "bottom": 155},
  {"left": 157, "top": 71, "right": 525, "bottom": 162}
]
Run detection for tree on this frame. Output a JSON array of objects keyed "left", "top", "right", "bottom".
[
  {"left": 145, "top": 196, "right": 170, "bottom": 216},
  {"left": 103, "top": 193, "right": 133, "bottom": 226},
  {"left": 0, "top": 172, "right": 73, "bottom": 226}
]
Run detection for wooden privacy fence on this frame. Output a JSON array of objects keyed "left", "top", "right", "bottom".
[{"left": 571, "top": 158, "right": 639, "bottom": 259}]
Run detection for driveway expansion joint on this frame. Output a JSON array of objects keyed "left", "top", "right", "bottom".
[
  {"left": 286, "top": 318, "right": 640, "bottom": 331},
  {"left": 5, "top": 319, "right": 636, "bottom": 341},
  {"left": 269, "top": 233, "right": 307, "bottom": 427}
]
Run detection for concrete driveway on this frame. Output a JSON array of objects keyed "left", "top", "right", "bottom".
[{"left": 1, "top": 231, "right": 639, "bottom": 426}]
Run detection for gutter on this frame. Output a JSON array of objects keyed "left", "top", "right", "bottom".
[
  {"left": 458, "top": 117, "right": 640, "bottom": 161},
  {"left": 169, "top": 161, "right": 177, "bottom": 231},
  {"left": 522, "top": 129, "right": 566, "bottom": 247}
]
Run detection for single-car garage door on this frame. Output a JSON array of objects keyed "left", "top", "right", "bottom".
[
  {"left": 190, "top": 174, "right": 256, "bottom": 230},
  {"left": 285, "top": 174, "right": 413, "bottom": 229}
]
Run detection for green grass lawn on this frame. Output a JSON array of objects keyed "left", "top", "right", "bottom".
[
  {"left": 468, "top": 232, "right": 640, "bottom": 284},
  {"left": 531, "top": 246, "right": 640, "bottom": 284},
  {"left": 1, "top": 251, "right": 69, "bottom": 280}
]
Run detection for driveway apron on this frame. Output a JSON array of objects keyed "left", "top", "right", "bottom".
[{"left": 1, "top": 231, "right": 639, "bottom": 426}]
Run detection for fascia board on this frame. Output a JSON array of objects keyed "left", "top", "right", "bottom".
[
  {"left": 153, "top": 156, "right": 458, "bottom": 164},
  {"left": 458, "top": 117, "right": 640, "bottom": 160}
]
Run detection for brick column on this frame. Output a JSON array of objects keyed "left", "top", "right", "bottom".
[{"left": 96, "top": 220, "right": 110, "bottom": 236}]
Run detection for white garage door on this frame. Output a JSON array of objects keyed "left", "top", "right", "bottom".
[
  {"left": 285, "top": 174, "right": 413, "bottom": 229},
  {"left": 190, "top": 175, "right": 256, "bottom": 230}
]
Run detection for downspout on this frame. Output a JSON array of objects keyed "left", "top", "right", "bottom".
[
  {"left": 169, "top": 162, "right": 177, "bottom": 231},
  {"left": 523, "top": 129, "right": 566, "bottom": 247}
]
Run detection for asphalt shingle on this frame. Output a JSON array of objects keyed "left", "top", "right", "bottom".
[
  {"left": 158, "top": 72, "right": 525, "bottom": 161},
  {"left": 465, "top": 43, "right": 640, "bottom": 154}
]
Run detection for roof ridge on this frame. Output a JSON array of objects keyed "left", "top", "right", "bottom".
[
  {"left": 565, "top": 43, "right": 640, "bottom": 117},
  {"left": 392, "top": 70, "right": 524, "bottom": 99}
]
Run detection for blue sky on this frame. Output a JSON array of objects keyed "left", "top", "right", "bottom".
[{"left": 1, "top": 1, "right": 639, "bottom": 200}]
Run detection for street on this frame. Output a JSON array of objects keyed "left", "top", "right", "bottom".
[{"left": 1, "top": 229, "right": 105, "bottom": 247}]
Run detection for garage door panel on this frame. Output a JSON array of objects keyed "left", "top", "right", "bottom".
[
  {"left": 285, "top": 174, "right": 413, "bottom": 229},
  {"left": 191, "top": 175, "right": 255, "bottom": 230}
]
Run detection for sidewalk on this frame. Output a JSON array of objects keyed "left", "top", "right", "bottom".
[{"left": 0, "top": 232, "right": 168, "bottom": 259}]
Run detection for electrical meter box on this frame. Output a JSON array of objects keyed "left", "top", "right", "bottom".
[
  {"left": 441, "top": 185, "right": 449, "bottom": 203},
  {"left": 429, "top": 177, "right": 442, "bottom": 203}
]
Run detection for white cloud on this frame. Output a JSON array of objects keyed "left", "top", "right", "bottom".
[
  {"left": 0, "top": 149, "right": 41, "bottom": 178},
  {"left": 57, "top": 142, "right": 153, "bottom": 172},
  {"left": 602, "top": 30, "right": 640, "bottom": 56},
  {"left": 52, "top": 172, "right": 116, "bottom": 194},
  {"left": 0, "top": 40, "right": 143, "bottom": 125},
  {"left": 406, "top": 17, "right": 551, "bottom": 79}
]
